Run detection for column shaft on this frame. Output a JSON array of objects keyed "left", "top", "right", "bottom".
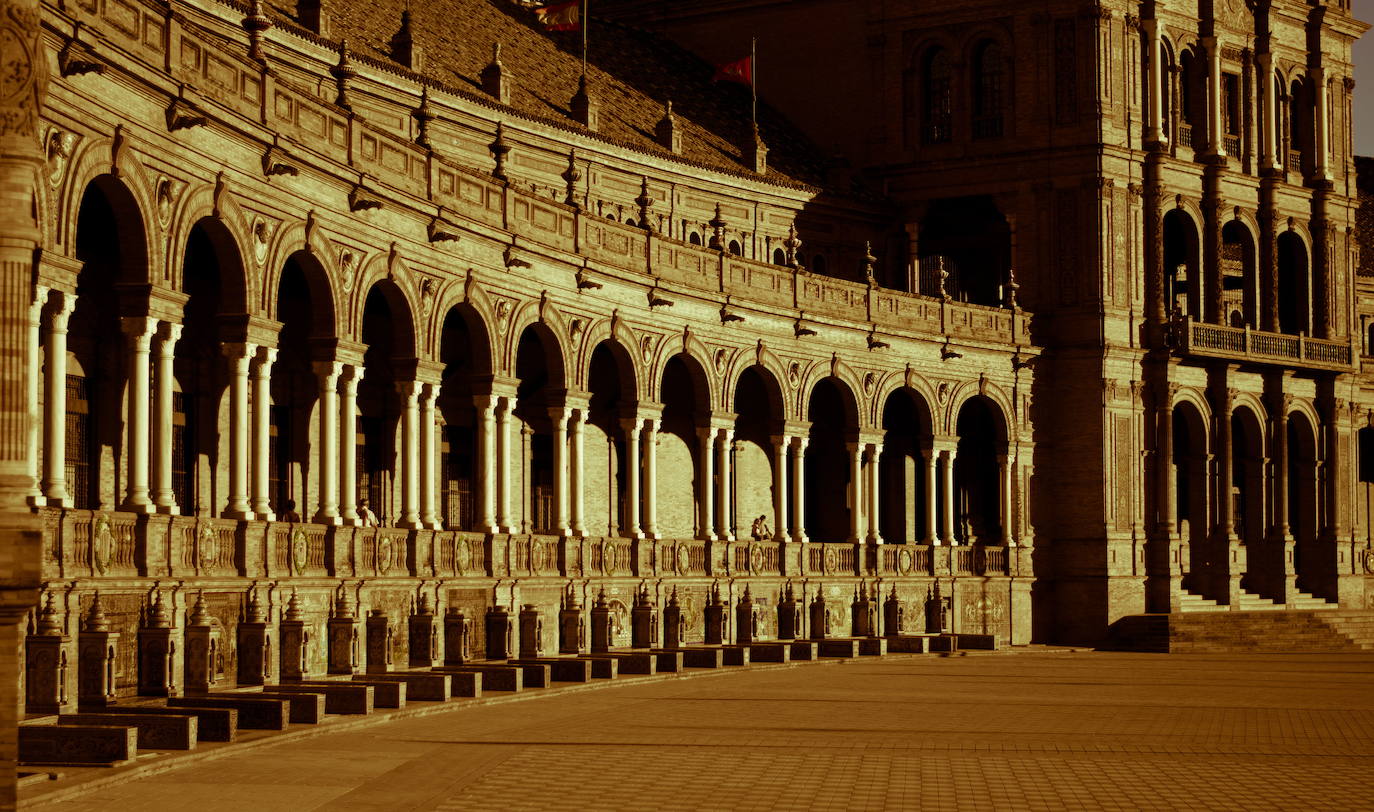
[
  {"left": 1313, "top": 68, "right": 1330, "bottom": 179},
  {"left": 41, "top": 293, "right": 75, "bottom": 506},
  {"left": 848, "top": 442, "right": 863, "bottom": 543},
  {"left": 868, "top": 443, "right": 883, "bottom": 544},
  {"left": 998, "top": 454, "right": 1013, "bottom": 545},
  {"left": 551, "top": 407, "right": 570, "bottom": 535},
  {"left": 570, "top": 408, "right": 585, "bottom": 535},
  {"left": 419, "top": 384, "right": 439, "bottom": 529},
  {"left": 791, "top": 436, "right": 808, "bottom": 542},
  {"left": 338, "top": 365, "right": 361, "bottom": 525},
  {"left": 941, "top": 448, "right": 957, "bottom": 544},
  {"left": 698, "top": 428, "right": 715, "bottom": 540},
  {"left": 26, "top": 288, "right": 45, "bottom": 503},
  {"left": 396, "top": 380, "right": 422, "bottom": 528},
  {"left": 121, "top": 317, "right": 157, "bottom": 513},
  {"left": 251, "top": 347, "right": 277, "bottom": 521},
  {"left": 643, "top": 418, "right": 660, "bottom": 539},
  {"left": 312, "top": 361, "right": 342, "bottom": 524},
  {"left": 496, "top": 397, "right": 514, "bottom": 533},
  {"left": 923, "top": 448, "right": 938, "bottom": 544},
  {"left": 624, "top": 420, "right": 642, "bottom": 538},
  {"left": 771, "top": 435, "right": 788, "bottom": 542},
  {"left": 476, "top": 396, "right": 498, "bottom": 533},
  {"left": 717, "top": 428, "right": 734, "bottom": 541},
  {"left": 152, "top": 323, "right": 183, "bottom": 513}
]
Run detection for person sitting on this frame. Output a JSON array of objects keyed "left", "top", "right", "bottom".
[
  {"left": 280, "top": 499, "right": 302, "bottom": 524},
  {"left": 358, "top": 497, "right": 379, "bottom": 528},
  {"left": 750, "top": 515, "right": 772, "bottom": 541}
]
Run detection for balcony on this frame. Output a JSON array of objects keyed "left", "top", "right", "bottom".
[
  {"left": 1174, "top": 317, "right": 1353, "bottom": 372},
  {"left": 1223, "top": 134, "right": 1240, "bottom": 156},
  {"left": 1288, "top": 150, "right": 1303, "bottom": 175}
]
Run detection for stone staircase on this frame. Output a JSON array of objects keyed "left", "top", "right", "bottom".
[{"left": 1107, "top": 606, "right": 1374, "bottom": 653}]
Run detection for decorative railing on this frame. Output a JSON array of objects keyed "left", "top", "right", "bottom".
[
  {"left": 1177, "top": 317, "right": 1352, "bottom": 371},
  {"left": 1223, "top": 134, "right": 1241, "bottom": 156},
  {"left": 270, "top": 523, "right": 328, "bottom": 576},
  {"left": 175, "top": 517, "right": 239, "bottom": 576},
  {"left": 514, "top": 535, "right": 562, "bottom": 577},
  {"left": 1178, "top": 123, "right": 1193, "bottom": 148},
  {"left": 734, "top": 543, "right": 781, "bottom": 576},
  {"left": 434, "top": 531, "right": 486, "bottom": 577},
  {"left": 806, "top": 543, "right": 858, "bottom": 576},
  {"left": 1288, "top": 150, "right": 1303, "bottom": 174}
]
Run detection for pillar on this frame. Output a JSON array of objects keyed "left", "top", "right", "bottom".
[
  {"left": 698, "top": 427, "right": 715, "bottom": 540},
  {"left": 791, "top": 436, "right": 808, "bottom": 543},
  {"left": 476, "top": 394, "right": 498, "bottom": 533},
  {"left": 771, "top": 435, "right": 788, "bottom": 542},
  {"left": 997, "top": 454, "right": 1013, "bottom": 545},
  {"left": 121, "top": 317, "right": 157, "bottom": 513},
  {"left": 551, "top": 406, "right": 571, "bottom": 536},
  {"left": 338, "top": 364, "right": 362, "bottom": 525},
  {"left": 570, "top": 406, "right": 586, "bottom": 536},
  {"left": 1143, "top": 17, "right": 1164, "bottom": 145},
  {"left": 25, "top": 287, "right": 45, "bottom": 504},
  {"left": 716, "top": 427, "right": 734, "bottom": 541},
  {"left": 941, "top": 446, "right": 957, "bottom": 544},
  {"left": 312, "top": 361, "right": 342, "bottom": 524},
  {"left": 867, "top": 443, "right": 883, "bottom": 544},
  {"left": 643, "top": 417, "right": 660, "bottom": 539},
  {"left": 250, "top": 347, "right": 277, "bottom": 521},
  {"left": 41, "top": 292, "right": 76, "bottom": 506},
  {"left": 420, "top": 383, "right": 440, "bottom": 529},
  {"left": 396, "top": 380, "right": 422, "bottom": 528},
  {"left": 496, "top": 396, "right": 514, "bottom": 533},
  {"left": 1203, "top": 36, "right": 1224, "bottom": 156},
  {"left": 222, "top": 342, "right": 255, "bottom": 519},
  {"left": 1257, "top": 51, "right": 1278, "bottom": 171},
  {"left": 1313, "top": 67, "right": 1330, "bottom": 181},
  {"left": 848, "top": 441, "right": 863, "bottom": 543},
  {"left": 624, "top": 418, "right": 642, "bottom": 538},
  {"left": 923, "top": 446, "right": 939, "bottom": 544},
  {"left": 150, "top": 322, "right": 182, "bottom": 513}
]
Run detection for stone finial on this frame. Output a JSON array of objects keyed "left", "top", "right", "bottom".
[
  {"left": 742, "top": 583, "right": 752, "bottom": 602},
  {"left": 594, "top": 586, "right": 608, "bottom": 609},
  {"left": 393, "top": 1, "right": 425, "bottom": 71},
  {"left": 784, "top": 580, "right": 795, "bottom": 602},
  {"left": 668, "top": 585, "right": 679, "bottom": 607},
  {"left": 635, "top": 178, "right": 655, "bottom": 232},
  {"left": 936, "top": 255, "right": 950, "bottom": 301},
  {"left": 858, "top": 580, "right": 869, "bottom": 601},
  {"left": 889, "top": 583, "right": 899, "bottom": 601},
  {"left": 863, "top": 242, "right": 877, "bottom": 284},
  {"left": 744, "top": 122, "right": 768, "bottom": 175},
  {"left": 146, "top": 591, "right": 171, "bottom": 629},
  {"left": 243, "top": 0, "right": 272, "bottom": 62},
  {"left": 783, "top": 223, "right": 803, "bottom": 269},
  {"left": 562, "top": 150, "right": 581, "bottom": 208},
  {"left": 655, "top": 100, "right": 681, "bottom": 154},
  {"left": 84, "top": 592, "right": 109, "bottom": 633},
  {"left": 490, "top": 122, "right": 511, "bottom": 182},
  {"left": 245, "top": 589, "right": 267, "bottom": 624},
  {"left": 481, "top": 43, "right": 513, "bottom": 106},
  {"left": 333, "top": 587, "right": 354, "bottom": 619},
  {"left": 332, "top": 40, "right": 357, "bottom": 110},
  {"left": 708, "top": 204, "right": 727, "bottom": 251},
  {"left": 285, "top": 589, "right": 305, "bottom": 622},
  {"left": 36, "top": 592, "right": 62, "bottom": 636},
  {"left": 571, "top": 73, "right": 599, "bottom": 131},
  {"left": 413, "top": 87, "right": 435, "bottom": 149},
  {"left": 1005, "top": 266, "right": 1020, "bottom": 310},
  {"left": 189, "top": 592, "right": 212, "bottom": 627}
]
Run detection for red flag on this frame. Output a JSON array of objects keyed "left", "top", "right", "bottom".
[
  {"left": 535, "top": 0, "right": 581, "bottom": 31},
  {"left": 713, "top": 55, "right": 753, "bottom": 86}
]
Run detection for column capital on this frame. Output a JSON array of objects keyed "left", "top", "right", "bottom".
[
  {"left": 156, "top": 320, "right": 183, "bottom": 348},
  {"left": 221, "top": 340, "right": 257, "bottom": 362},
  {"left": 339, "top": 363, "right": 364, "bottom": 394},
  {"left": 50, "top": 289, "right": 77, "bottom": 325},
  {"left": 312, "top": 359, "right": 344, "bottom": 383},
  {"left": 254, "top": 345, "right": 279, "bottom": 367},
  {"left": 120, "top": 315, "right": 158, "bottom": 341},
  {"left": 395, "top": 379, "right": 424, "bottom": 402}
]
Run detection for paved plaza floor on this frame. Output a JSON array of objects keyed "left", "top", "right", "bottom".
[{"left": 30, "top": 651, "right": 1374, "bottom": 811}]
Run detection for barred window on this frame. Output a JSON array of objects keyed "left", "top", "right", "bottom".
[
  {"left": 65, "top": 374, "right": 90, "bottom": 509},
  {"left": 270, "top": 404, "right": 288, "bottom": 513},
  {"left": 442, "top": 426, "right": 475, "bottom": 530},
  {"left": 973, "top": 41, "right": 1005, "bottom": 139},
  {"left": 172, "top": 390, "right": 189, "bottom": 510},
  {"left": 924, "top": 48, "right": 953, "bottom": 144}
]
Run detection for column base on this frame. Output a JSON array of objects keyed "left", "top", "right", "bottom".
[
  {"left": 425, "top": 520, "right": 443, "bottom": 531},
  {"left": 222, "top": 508, "right": 255, "bottom": 521},
  {"left": 313, "top": 512, "right": 342, "bottom": 526},
  {"left": 120, "top": 499, "right": 156, "bottom": 515},
  {"left": 791, "top": 533, "right": 808, "bottom": 544},
  {"left": 27, "top": 494, "right": 46, "bottom": 508},
  {"left": 154, "top": 504, "right": 180, "bottom": 515},
  {"left": 396, "top": 519, "right": 424, "bottom": 530}
]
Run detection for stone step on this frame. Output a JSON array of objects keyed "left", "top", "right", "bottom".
[
  {"left": 78, "top": 704, "right": 237, "bottom": 743},
  {"left": 19, "top": 724, "right": 137, "bottom": 767},
  {"left": 270, "top": 682, "right": 377, "bottom": 713},
  {"left": 351, "top": 673, "right": 452, "bottom": 702},
  {"left": 58, "top": 713, "right": 196, "bottom": 751},
  {"left": 434, "top": 664, "right": 521, "bottom": 691},
  {"left": 168, "top": 696, "right": 288, "bottom": 730},
  {"left": 1107, "top": 609, "right": 1374, "bottom": 652}
]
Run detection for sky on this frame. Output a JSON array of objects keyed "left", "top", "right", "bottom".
[{"left": 1357, "top": 1, "right": 1374, "bottom": 155}]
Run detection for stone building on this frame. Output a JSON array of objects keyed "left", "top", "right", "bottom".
[{"left": 4, "top": 0, "right": 1374, "bottom": 790}]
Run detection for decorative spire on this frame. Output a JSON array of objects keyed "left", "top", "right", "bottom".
[
  {"left": 285, "top": 589, "right": 305, "bottom": 622},
  {"left": 564, "top": 582, "right": 581, "bottom": 609},
  {"left": 562, "top": 149, "right": 581, "bottom": 208},
  {"left": 243, "top": 0, "right": 272, "bottom": 62},
  {"left": 417, "top": 592, "right": 433, "bottom": 616},
  {"left": 1005, "top": 265, "right": 1020, "bottom": 311},
  {"left": 863, "top": 242, "right": 878, "bottom": 284},
  {"left": 333, "top": 586, "right": 354, "bottom": 619},
  {"left": 708, "top": 204, "right": 727, "bottom": 251},
  {"left": 332, "top": 40, "right": 357, "bottom": 110},
  {"left": 655, "top": 100, "right": 682, "bottom": 154},
  {"left": 36, "top": 593, "right": 61, "bottom": 636},
  {"left": 594, "top": 586, "right": 608, "bottom": 609},
  {"left": 783, "top": 223, "right": 803, "bottom": 270},
  {"left": 744, "top": 122, "right": 768, "bottom": 175},
  {"left": 245, "top": 589, "right": 266, "bottom": 624},
  {"left": 490, "top": 122, "right": 511, "bottom": 182},
  {"left": 146, "top": 590, "right": 171, "bottom": 629},
  {"left": 936, "top": 255, "right": 950, "bottom": 301},
  {"left": 481, "top": 43, "right": 513, "bottom": 106},
  {"left": 571, "top": 73, "right": 599, "bottom": 131},
  {"left": 413, "top": 86, "right": 435, "bottom": 149},
  {"left": 189, "top": 592, "right": 212, "bottom": 627},
  {"left": 784, "top": 580, "right": 794, "bottom": 602},
  {"left": 668, "top": 585, "right": 679, "bottom": 607},
  {"left": 84, "top": 592, "right": 109, "bottom": 633},
  {"left": 742, "top": 583, "right": 752, "bottom": 602},
  {"left": 635, "top": 178, "right": 654, "bottom": 232}
]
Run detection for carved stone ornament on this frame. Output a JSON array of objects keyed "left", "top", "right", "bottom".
[
  {"left": 677, "top": 543, "right": 692, "bottom": 574},
  {"left": 788, "top": 362, "right": 801, "bottom": 388},
  {"left": 823, "top": 545, "right": 838, "bottom": 575},
  {"left": 291, "top": 527, "right": 309, "bottom": 575},
  {"left": 0, "top": 4, "right": 44, "bottom": 139},
  {"left": 198, "top": 526, "right": 218, "bottom": 569},
  {"left": 455, "top": 538, "right": 473, "bottom": 574},
  {"left": 377, "top": 537, "right": 395, "bottom": 575},
  {"left": 92, "top": 515, "right": 113, "bottom": 574},
  {"left": 166, "top": 98, "right": 208, "bottom": 132},
  {"left": 640, "top": 334, "right": 654, "bottom": 363}
]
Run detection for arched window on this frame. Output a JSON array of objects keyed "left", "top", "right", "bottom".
[
  {"left": 688, "top": 231, "right": 702, "bottom": 246},
  {"left": 972, "top": 41, "right": 1005, "bottom": 139},
  {"left": 1277, "top": 231, "right": 1310, "bottom": 334},
  {"left": 773, "top": 247, "right": 786, "bottom": 266},
  {"left": 727, "top": 239, "right": 742, "bottom": 256},
  {"left": 1289, "top": 78, "right": 1312, "bottom": 177},
  {"left": 924, "top": 48, "right": 952, "bottom": 144},
  {"left": 1178, "top": 50, "right": 1202, "bottom": 148}
]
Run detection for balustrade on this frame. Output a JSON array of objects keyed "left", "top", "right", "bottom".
[{"left": 1176, "top": 317, "right": 1352, "bottom": 371}]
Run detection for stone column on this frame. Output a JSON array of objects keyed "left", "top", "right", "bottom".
[
  {"left": 398, "top": 380, "right": 423, "bottom": 528},
  {"left": 151, "top": 322, "right": 182, "bottom": 513},
  {"left": 716, "top": 427, "right": 734, "bottom": 541},
  {"left": 1158, "top": 399, "right": 1177, "bottom": 536},
  {"left": 25, "top": 287, "right": 44, "bottom": 504},
  {"left": 791, "top": 436, "right": 808, "bottom": 543},
  {"left": 419, "top": 383, "right": 440, "bottom": 529},
  {"left": 570, "top": 407, "right": 586, "bottom": 536},
  {"left": 121, "top": 317, "right": 157, "bottom": 513},
  {"left": 848, "top": 441, "right": 863, "bottom": 543},
  {"left": 1143, "top": 17, "right": 1164, "bottom": 145},
  {"left": 1257, "top": 51, "right": 1278, "bottom": 171},
  {"left": 1272, "top": 406, "right": 1290, "bottom": 541},
  {"left": 475, "top": 394, "right": 498, "bottom": 533},
  {"left": 41, "top": 293, "right": 76, "bottom": 506},
  {"left": 923, "top": 446, "right": 938, "bottom": 545},
  {"left": 221, "top": 342, "right": 255, "bottom": 519},
  {"left": 624, "top": 418, "right": 642, "bottom": 538},
  {"left": 312, "top": 361, "right": 342, "bottom": 524},
  {"left": 1203, "top": 36, "right": 1224, "bottom": 156},
  {"left": 337, "top": 365, "right": 362, "bottom": 525},
  {"left": 550, "top": 406, "right": 571, "bottom": 536},
  {"left": 643, "top": 417, "right": 660, "bottom": 539},
  {"left": 941, "top": 446, "right": 957, "bottom": 544},
  {"left": 496, "top": 396, "right": 514, "bottom": 533},
  {"left": 867, "top": 443, "right": 883, "bottom": 544},
  {"left": 1313, "top": 67, "right": 1331, "bottom": 181},
  {"left": 997, "top": 454, "right": 1013, "bottom": 545},
  {"left": 250, "top": 347, "right": 277, "bottom": 521},
  {"left": 771, "top": 435, "right": 788, "bottom": 542},
  {"left": 698, "top": 427, "right": 715, "bottom": 540}
]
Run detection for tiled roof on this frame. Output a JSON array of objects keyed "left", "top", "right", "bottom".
[{"left": 269, "top": 0, "right": 832, "bottom": 189}]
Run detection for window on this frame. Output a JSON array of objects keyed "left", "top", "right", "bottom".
[
  {"left": 270, "top": 404, "right": 287, "bottom": 514},
  {"left": 172, "top": 390, "right": 189, "bottom": 511},
  {"left": 727, "top": 240, "right": 742, "bottom": 256},
  {"left": 972, "top": 41, "right": 1005, "bottom": 139},
  {"left": 688, "top": 232, "right": 702, "bottom": 246},
  {"left": 924, "top": 48, "right": 952, "bottom": 144},
  {"left": 65, "top": 373, "right": 90, "bottom": 510},
  {"left": 773, "top": 247, "right": 786, "bottom": 266},
  {"left": 442, "top": 427, "right": 474, "bottom": 530},
  {"left": 1222, "top": 73, "right": 1241, "bottom": 155}
]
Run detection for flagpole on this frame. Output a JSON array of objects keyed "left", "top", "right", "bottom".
[
  {"left": 581, "top": 0, "right": 589, "bottom": 79},
  {"left": 751, "top": 36, "right": 757, "bottom": 127}
]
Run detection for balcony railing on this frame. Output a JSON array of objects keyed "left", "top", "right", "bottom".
[
  {"left": 1288, "top": 150, "right": 1303, "bottom": 175},
  {"left": 1178, "top": 123, "right": 1193, "bottom": 148},
  {"left": 1175, "top": 317, "right": 1353, "bottom": 371},
  {"left": 1223, "top": 134, "right": 1241, "bottom": 156}
]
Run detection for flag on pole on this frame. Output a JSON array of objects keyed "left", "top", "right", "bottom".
[
  {"left": 536, "top": 0, "right": 581, "bottom": 31},
  {"left": 712, "top": 55, "right": 753, "bottom": 86}
]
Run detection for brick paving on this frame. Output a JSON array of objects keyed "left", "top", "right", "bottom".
[{"left": 33, "top": 652, "right": 1374, "bottom": 811}]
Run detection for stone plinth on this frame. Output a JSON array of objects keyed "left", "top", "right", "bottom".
[
  {"left": 443, "top": 609, "right": 472, "bottom": 665},
  {"left": 365, "top": 609, "right": 392, "bottom": 674},
  {"left": 485, "top": 606, "right": 514, "bottom": 660}
]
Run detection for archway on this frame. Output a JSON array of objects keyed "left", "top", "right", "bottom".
[
  {"left": 513, "top": 326, "right": 566, "bottom": 534},
  {"left": 954, "top": 396, "right": 1002, "bottom": 544},
  {"left": 1231, "top": 406, "right": 1265, "bottom": 593},
  {"left": 658, "top": 354, "right": 709, "bottom": 539},
  {"left": 1220, "top": 221, "right": 1257, "bottom": 328},
  {"left": 1288, "top": 412, "right": 1319, "bottom": 591},
  {"left": 732, "top": 366, "right": 785, "bottom": 540},
  {"left": 805, "top": 377, "right": 859, "bottom": 542},
  {"left": 437, "top": 306, "right": 490, "bottom": 531},
  {"left": 879, "top": 388, "right": 935, "bottom": 544},
  {"left": 1172, "top": 401, "right": 1210, "bottom": 595},
  {"left": 1163, "top": 209, "right": 1201, "bottom": 319},
  {"left": 585, "top": 340, "right": 638, "bottom": 537},
  {"left": 1277, "top": 232, "right": 1309, "bottom": 335},
  {"left": 357, "top": 282, "right": 416, "bottom": 526}
]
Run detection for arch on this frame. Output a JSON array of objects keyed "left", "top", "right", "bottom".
[
  {"left": 576, "top": 319, "right": 641, "bottom": 400},
  {"left": 59, "top": 142, "right": 159, "bottom": 275},
  {"left": 945, "top": 383, "right": 1011, "bottom": 445},
  {"left": 1163, "top": 208, "right": 1201, "bottom": 319},
  {"left": 953, "top": 395, "right": 1004, "bottom": 544},
  {"left": 648, "top": 333, "right": 716, "bottom": 411},
  {"left": 1277, "top": 230, "right": 1310, "bottom": 334},
  {"left": 167, "top": 182, "right": 255, "bottom": 310},
  {"left": 72, "top": 175, "right": 150, "bottom": 287},
  {"left": 274, "top": 251, "right": 337, "bottom": 338},
  {"left": 971, "top": 38, "right": 1007, "bottom": 139},
  {"left": 799, "top": 369, "right": 862, "bottom": 430},
  {"left": 657, "top": 352, "right": 713, "bottom": 539},
  {"left": 259, "top": 217, "right": 341, "bottom": 322},
  {"left": 1287, "top": 409, "right": 1320, "bottom": 588},
  {"left": 804, "top": 376, "right": 862, "bottom": 542},
  {"left": 355, "top": 278, "right": 419, "bottom": 361},
  {"left": 879, "top": 386, "right": 937, "bottom": 544},
  {"left": 348, "top": 254, "right": 422, "bottom": 352},
  {"left": 435, "top": 302, "right": 492, "bottom": 531},
  {"left": 584, "top": 340, "right": 640, "bottom": 537},
  {"left": 1220, "top": 219, "right": 1258, "bottom": 328},
  {"left": 772, "top": 247, "right": 786, "bottom": 266},
  {"left": 731, "top": 365, "right": 785, "bottom": 539},
  {"left": 1172, "top": 398, "right": 1210, "bottom": 594},
  {"left": 1178, "top": 47, "right": 1205, "bottom": 145},
  {"left": 504, "top": 300, "right": 571, "bottom": 387},
  {"left": 1229, "top": 404, "right": 1267, "bottom": 555},
  {"left": 181, "top": 215, "right": 251, "bottom": 317}
]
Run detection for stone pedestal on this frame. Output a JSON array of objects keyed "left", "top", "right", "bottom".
[
  {"left": 78, "top": 601, "right": 118, "bottom": 708},
  {"left": 704, "top": 585, "right": 728, "bottom": 645},
  {"left": 236, "top": 592, "right": 272, "bottom": 686},
  {"left": 663, "top": 588, "right": 686, "bottom": 648},
  {"left": 485, "top": 605, "right": 514, "bottom": 660},
  {"left": 327, "top": 592, "right": 360, "bottom": 675},
  {"left": 630, "top": 586, "right": 658, "bottom": 649},
  {"left": 558, "top": 590, "right": 584, "bottom": 655},
  {"left": 851, "top": 582, "right": 875, "bottom": 637},
  {"left": 366, "top": 609, "right": 392, "bottom": 674},
  {"left": 279, "top": 591, "right": 310, "bottom": 682},
  {"left": 735, "top": 586, "right": 758, "bottom": 645},
  {"left": 25, "top": 595, "right": 72, "bottom": 715},
  {"left": 517, "top": 604, "right": 544, "bottom": 658},
  {"left": 443, "top": 608, "right": 472, "bottom": 665},
  {"left": 809, "top": 591, "right": 830, "bottom": 640},
  {"left": 925, "top": 582, "right": 950, "bottom": 634},
  {"left": 183, "top": 594, "right": 220, "bottom": 694},
  {"left": 409, "top": 597, "right": 439, "bottom": 668},
  {"left": 137, "top": 593, "right": 179, "bottom": 697},
  {"left": 882, "top": 586, "right": 903, "bottom": 638},
  {"left": 777, "top": 583, "right": 802, "bottom": 640},
  {"left": 589, "top": 592, "right": 612, "bottom": 653}
]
